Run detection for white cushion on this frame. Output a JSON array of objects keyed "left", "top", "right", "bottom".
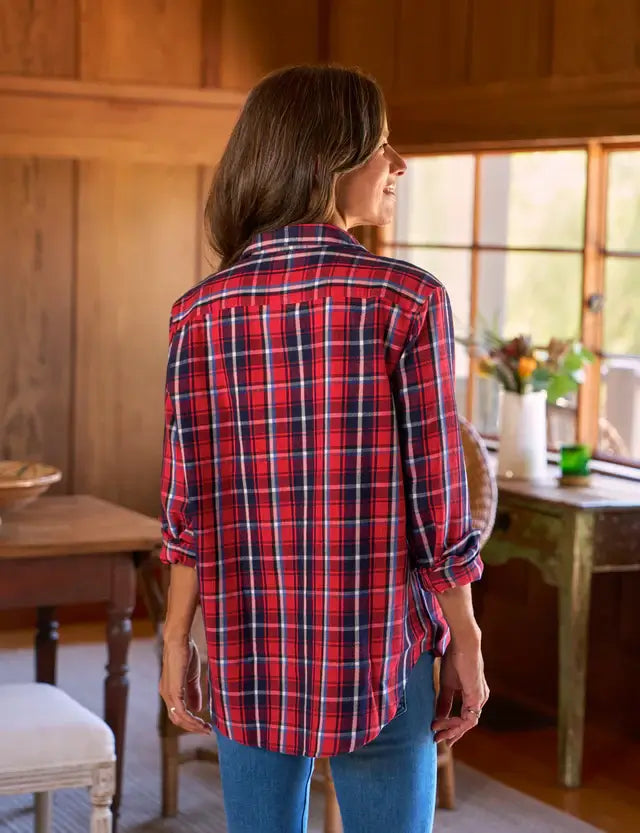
[{"left": 0, "top": 683, "right": 115, "bottom": 773}]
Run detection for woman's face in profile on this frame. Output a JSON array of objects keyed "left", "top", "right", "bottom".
[{"left": 332, "top": 118, "right": 407, "bottom": 230}]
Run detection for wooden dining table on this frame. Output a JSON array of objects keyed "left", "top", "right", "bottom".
[{"left": 0, "top": 494, "right": 161, "bottom": 830}]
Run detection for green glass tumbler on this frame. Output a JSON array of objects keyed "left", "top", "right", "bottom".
[{"left": 560, "top": 444, "right": 591, "bottom": 477}]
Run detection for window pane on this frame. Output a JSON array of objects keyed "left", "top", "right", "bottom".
[
  {"left": 478, "top": 151, "right": 587, "bottom": 249},
  {"left": 473, "top": 251, "right": 582, "bottom": 437},
  {"left": 606, "top": 151, "right": 640, "bottom": 252},
  {"left": 476, "top": 251, "right": 582, "bottom": 342},
  {"left": 382, "top": 246, "right": 471, "bottom": 415},
  {"left": 600, "top": 256, "right": 640, "bottom": 462},
  {"left": 393, "top": 155, "right": 475, "bottom": 245},
  {"left": 599, "top": 357, "right": 640, "bottom": 462},
  {"left": 603, "top": 257, "right": 640, "bottom": 355}
]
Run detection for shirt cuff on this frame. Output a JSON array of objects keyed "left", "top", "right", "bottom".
[
  {"left": 159, "top": 533, "right": 197, "bottom": 567},
  {"left": 415, "top": 530, "right": 484, "bottom": 594}
]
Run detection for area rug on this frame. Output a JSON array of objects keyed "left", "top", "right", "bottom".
[{"left": 0, "top": 636, "right": 602, "bottom": 833}]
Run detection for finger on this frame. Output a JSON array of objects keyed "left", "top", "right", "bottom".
[
  {"left": 432, "top": 716, "right": 466, "bottom": 742},
  {"left": 166, "top": 696, "right": 211, "bottom": 735},
  {"left": 448, "top": 713, "right": 480, "bottom": 745},
  {"left": 431, "top": 715, "right": 464, "bottom": 732},
  {"left": 436, "top": 720, "right": 474, "bottom": 746},
  {"left": 435, "top": 684, "right": 455, "bottom": 720},
  {"left": 461, "top": 703, "right": 482, "bottom": 722}
]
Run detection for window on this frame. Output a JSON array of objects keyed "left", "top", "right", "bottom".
[{"left": 381, "top": 143, "right": 640, "bottom": 466}]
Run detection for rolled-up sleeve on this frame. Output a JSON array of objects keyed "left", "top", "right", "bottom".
[
  {"left": 391, "top": 284, "right": 483, "bottom": 593},
  {"left": 159, "top": 326, "right": 196, "bottom": 567}
]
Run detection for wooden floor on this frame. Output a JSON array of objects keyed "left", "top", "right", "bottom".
[
  {"left": 455, "top": 719, "right": 640, "bottom": 833},
  {"left": 2, "top": 622, "right": 639, "bottom": 833}
]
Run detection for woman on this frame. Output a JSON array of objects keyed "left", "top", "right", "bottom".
[{"left": 158, "top": 65, "right": 488, "bottom": 833}]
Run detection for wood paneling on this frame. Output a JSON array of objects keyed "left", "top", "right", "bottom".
[
  {"left": 74, "top": 162, "right": 199, "bottom": 515},
  {"left": 0, "top": 76, "right": 244, "bottom": 165},
  {"left": 467, "top": 0, "right": 554, "bottom": 83},
  {"left": 389, "top": 72, "right": 640, "bottom": 148},
  {"left": 552, "top": 0, "right": 640, "bottom": 77},
  {"left": 394, "top": 0, "right": 470, "bottom": 91},
  {"left": 198, "top": 167, "right": 219, "bottom": 278},
  {"left": 78, "top": 0, "right": 202, "bottom": 86},
  {"left": 328, "top": 0, "right": 397, "bottom": 91},
  {"left": 0, "top": 0, "right": 76, "bottom": 77},
  {"left": 219, "top": 0, "right": 319, "bottom": 90},
  {"left": 0, "top": 157, "right": 74, "bottom": 491},
  {"left": 201, "top": 0, "right": 224, "bottom": 87}
]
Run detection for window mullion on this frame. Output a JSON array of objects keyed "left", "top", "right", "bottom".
[
  {"left": 466, "top": 153, "right": 482, "bottom": 420},
  {"left": 578, "top": 141, "right": 607, "bottom": 447}
]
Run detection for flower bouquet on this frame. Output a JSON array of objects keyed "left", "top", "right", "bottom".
[
  {"left": 460, "top": 331, "right": 594, "bottom": 480},
  {"left": 467, "top": 332, "right": 594, "bottom": 404}
]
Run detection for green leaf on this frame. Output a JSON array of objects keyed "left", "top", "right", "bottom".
[
  {"left": 546, "top": 374, "right": 578, "bottom": 404},
  {"left": 563, "top": 352, "right": 586, "bottom": 372}
]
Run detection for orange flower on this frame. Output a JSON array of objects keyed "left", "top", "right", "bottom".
[{"left": 518, "top": 356, "right": 537, "bottom": 379}]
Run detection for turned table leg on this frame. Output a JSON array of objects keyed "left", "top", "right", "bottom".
[
  {"left": 35, "top": 606, "right": 58, "bottom": 684},
  {"left": 557, "top": 511, "right": 595, "bottom": 788},
  {"left": 105, "top": 556, "right": 137, "bottom": 830}
]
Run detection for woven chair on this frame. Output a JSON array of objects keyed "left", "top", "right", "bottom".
[{"left": 435, "top": 415, "right": 497, "bottom": 810}]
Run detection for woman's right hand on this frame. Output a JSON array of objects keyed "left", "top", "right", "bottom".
[{"left": 431, "top": 636, "right": 489, "bottom": 746}]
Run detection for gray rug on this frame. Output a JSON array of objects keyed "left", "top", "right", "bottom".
[{"left": 0, "top": 636, "right": 602, "bottom": 833}]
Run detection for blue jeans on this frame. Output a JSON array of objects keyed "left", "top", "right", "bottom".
[{"left": 214, "top": 650, "right": 437, "bottom": 833}]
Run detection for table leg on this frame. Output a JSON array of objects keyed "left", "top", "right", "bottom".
[
  {"left": 557, "top": 511, "right": 595, "bottom": 788},
  {"left": 35, "top": 606, "right": 58, "bottom": 684},
  {"left": 105, "top": 557, "right": 136, "bottom": 829}
]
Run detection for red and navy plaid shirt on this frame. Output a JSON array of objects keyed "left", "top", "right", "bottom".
[{"left": 159, "top": 223, "right": 482, "bottom": 757}]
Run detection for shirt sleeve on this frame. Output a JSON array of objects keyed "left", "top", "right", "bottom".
[
  {"left": 391, "top": 284, "right": 483, "bottom": 593},
  {"left": 159, "top": 326, "right": 196, "bottom": 567}
]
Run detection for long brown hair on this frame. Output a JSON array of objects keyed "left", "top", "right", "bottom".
[{"left": 204, "top": 64, "right": 386, "bottom": 272}]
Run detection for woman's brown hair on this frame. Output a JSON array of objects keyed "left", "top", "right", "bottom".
[{"left": 204, "top": 64, "right": 386, "bottom": 272}]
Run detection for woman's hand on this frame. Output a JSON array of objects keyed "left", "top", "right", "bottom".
[
  {"left": 159, "top": 635, "right": 212, "bottom": 735},
  {"left": 431, "top": 637, "right": 489, "bottom": 746}
]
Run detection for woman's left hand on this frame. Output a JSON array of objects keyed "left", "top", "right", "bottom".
[{"left": 159, "top": 635, "right": 212, "bottom": 735}]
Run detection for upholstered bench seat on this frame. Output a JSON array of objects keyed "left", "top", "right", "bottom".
[{"left": 0, "top": 683, "right": 116, "bottom": 833}]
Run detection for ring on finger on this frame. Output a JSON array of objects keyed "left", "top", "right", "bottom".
[
  {"left": 170, "top": 706, "right": 177, "bottom": 714},
  {"left": 464, "top": 706, "right": 482, "bottom": 718}
]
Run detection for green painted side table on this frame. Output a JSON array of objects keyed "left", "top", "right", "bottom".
[{"left": 482, "top": 463, "right": 640, "bottom": 788}]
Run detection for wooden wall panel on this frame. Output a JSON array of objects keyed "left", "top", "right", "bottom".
[
  {"left": 0, "top": 0, "right": 76, "bottom": 77},
  {"left": 201, "top": 0, "right": 224, "bottom": 87},
  {"left": 79, "top": 0, "right": 202, "bottom": 85},
  {"left": 394, "top": 0, "right": 470, "bottom": 91},
  {"left": 328, "top": 0, "right": 397, "bottom": 92},
  {"left": 552, "top": 0, "right": 640, "bottom": 77},
  {"left": 74, "top": 162, "right": 199, "bottom": 515},
  {"left": 198, "top": 167, "right": 220, "bottom": 278},
  {"left": 0, "top": 157, "right": 74, "bottom": 492},
  {"left": 467, "top": 0, "right": 554, "bottom": 83},
  {"left": 219, "top": 0, "right": 319, "bottom": 90},
  {"left": 0, "top": 77, "right": 244, "bottom": 166}
]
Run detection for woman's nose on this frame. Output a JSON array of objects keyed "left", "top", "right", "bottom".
[{"left": 389, "top": 146, "right": 407, "bottom": 176}]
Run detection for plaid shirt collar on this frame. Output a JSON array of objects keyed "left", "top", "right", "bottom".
[{"left": 240, "top": 223, "right": 365, "bottom": 259}]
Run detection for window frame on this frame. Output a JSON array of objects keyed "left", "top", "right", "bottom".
[{"left": 376, "top": 137, "right": 640, "bottom": 470}]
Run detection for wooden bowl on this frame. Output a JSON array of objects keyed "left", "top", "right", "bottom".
[{"left": 0, "top": 461, "right": 62, "bottom": 526}]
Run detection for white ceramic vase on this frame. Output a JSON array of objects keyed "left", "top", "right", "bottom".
[{"left": 497, "top": 389, "right": 548, "bottom": 481}]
